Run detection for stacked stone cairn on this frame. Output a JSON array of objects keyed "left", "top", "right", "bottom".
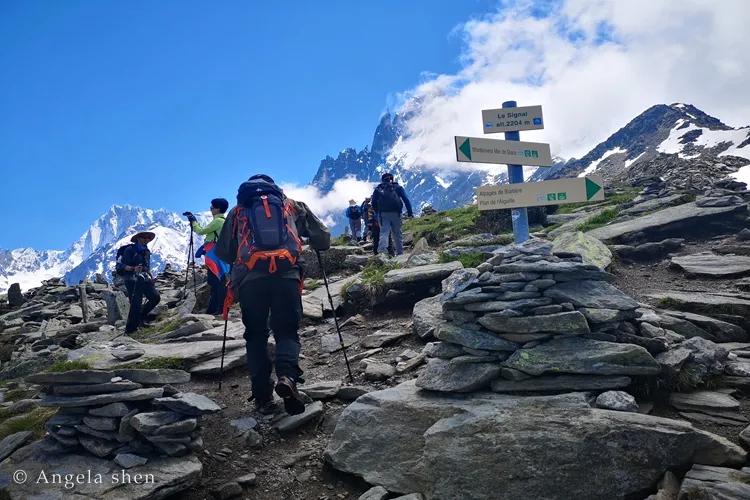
[
  {"left": 26, "top": 368, "right": 220, "bottom": 468},
  {"left": 417, "top": 239, "right": 663, "bottom": 393}
]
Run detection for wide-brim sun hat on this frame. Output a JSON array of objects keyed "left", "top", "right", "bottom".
[{"left": 130, "top": 231, "right": 156, "bottom": 243}]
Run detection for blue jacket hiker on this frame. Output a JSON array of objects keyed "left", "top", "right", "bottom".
[
  {"left": 344, "top": 200, "right": 363, "bottom": 241},
  {"left": 371, "top": 172, "right": 413, "bottom": 255},
  {"left": 115, "top": 231, "right": 161, "bottom": 334}
]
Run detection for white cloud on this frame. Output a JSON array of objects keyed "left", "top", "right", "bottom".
[
  {"left": 391, "top": 0, "right": 750, "bottom": 170},
  {"left": 281, "top": 176, "right": 376, "bottom": 227}
]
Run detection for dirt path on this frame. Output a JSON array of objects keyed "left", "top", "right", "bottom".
[{"left": 182, "top": 309, "right": 422, "bottom": 499}]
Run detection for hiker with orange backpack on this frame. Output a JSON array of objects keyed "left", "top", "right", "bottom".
[{"left": 216, "top": 174, "right": 330, "bottom": 415}]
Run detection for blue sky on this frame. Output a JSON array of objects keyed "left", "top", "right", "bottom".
[{"left": 0, "top": 0, "right": 498, "bottom": 249}]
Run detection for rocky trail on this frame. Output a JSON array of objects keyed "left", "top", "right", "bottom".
[{"left": 0, "top": 175, "right": 750, "bottom": 499}]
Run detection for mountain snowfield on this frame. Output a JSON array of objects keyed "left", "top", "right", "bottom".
[
  {"left": 0, "top": 205, "right": 203, "bottom": 293},
  {"left": 2, "top": 103, "right": 748, "bottom": 294}
]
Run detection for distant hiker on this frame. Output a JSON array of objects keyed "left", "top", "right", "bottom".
[
  {"left": 371, "top": 172, "right": 413, "bottom": 256},
  {"left": 344, "top": 199, "right": 363, "bottom": 242},
  {"left": 216, "top": 174, "right": 330, "bottom": 416},
  {"left": 115, "top": 231, "right": 161, "bottom": 334},
  {"left": 187, "top": 198, "right": 230, "bottom": 315}
]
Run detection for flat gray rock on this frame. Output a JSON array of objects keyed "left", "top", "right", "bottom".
[
  {"left": 464, "top": 297, "right": 553, "bottom": 312},
  {"left": 544, "top": 280, "right": 639, "bottom": 310},
  {"left": 113, "top": 369, "right": 191, "bottom": 385},
  {"left": 423, "top": 341, "right": 465, "bottom": 359},
  {"left": 321, "top": 332, "right": 358, "bottom": 354},
  {"left": 416, "top": 359, "right": 501, "bottom": 393},
  {"left": 154, "top": 392, "right": 221, "bottom": 416},
  {"left": 359, "top": 485, "right": 389, "bottom": 500},
  {"left": 26, "top": 370, "right": 114, "bottom": 385},
  {"left": 384, "top": 261, "right": 463, "bottom": 287},
  {"left": 412, "top": 295, "right": 443, "bottom": 339},
  {"left": 273, "top": 401, "right": 324, "bottom": 432},
  {"left": 0, "top": 431, "right": 33, "bottom": 462},
  {"left": 299, "top": 380, "right": 341, "bottom": 399},
  {"left": 588, "top": 202, "right": 747, "bottom": 243},
  {"left": 647, "top": 291, "right": 750, "bottom": 319},
  {"left": 491, "top": 375, "right": 631, "bottom": 392},
  {"left": 229, "top": 416, "right": 258, "bottom": 433},
  {"left": 503, "top": 337, "right": 661, "bottom": 376},
  {"left": 53, "top": 381, "right": 142, "bottom": 396},
  {"left": 188, "top": 348, "right": 246, "bottom": 375},
  {"left": 435, "top": 323, "right": 518, "bottom": 352},
  {"left": 325, "top": 381, "right": 745, "bottom": 500},
  {"left": 671, "top": 252, "right": 750, "bottom": 277},
  {"left": 679, "top": 464, "right": 750, "bottom": 499},
  {"left": 661, "top": 310, "right": 746, "bottom": 342},
  {"left": 361, "top": 330, "right": 411, "bottom": 349},
  {"left": 114, "top": 452, "right": 148, "bottom": 469},
  {"left": 670, "top": 391, "right": 741, "bottom": 413},
  {"left": 479, "top": 311, "right": 590, "bottom": 335},
  {"left": 130, "top": 411, "right": 182, "bottom": 434},
  {"left": 40, "top": 387, "right": 164, "bottom": 407},
  {"left": 0, "top": 439, "right": 201, "bottom": 499}
]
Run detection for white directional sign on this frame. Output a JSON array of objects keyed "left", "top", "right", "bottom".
[
  {"left": 455, "top": 136, "right": 553, "bottom": 167},
  {"left": 476, "top": 175, "right": 605, "bottom": 211},
  {"left": 482, "top": 105, "right": 544, "bottom": 133}
]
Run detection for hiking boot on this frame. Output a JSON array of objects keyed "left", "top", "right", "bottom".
[
  {"left": 255, "top": 398, "right": 281, "bottom": 415},
  {"left": 275, "top": 376, "right": 306, "bottom": 416}
]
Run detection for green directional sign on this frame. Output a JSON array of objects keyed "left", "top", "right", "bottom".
[
  {"left": 455, "top": 136, "right": 553, "bottom": 167},
  {"left": 475, "top": 174, "right": 605, "bottom": 211}
]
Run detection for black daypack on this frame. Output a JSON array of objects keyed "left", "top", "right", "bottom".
[
  {"left": 114, "top": 243, "right": 135, "bottom": 275},
  {"left": 376, "top": 183, "right": 403, "bottom": 212},
  {"left": 347, "top": 206, "right": 362, "bottom": 219},
  {"left": 234, "top": 179, "right": 303, "bottom": 274}
]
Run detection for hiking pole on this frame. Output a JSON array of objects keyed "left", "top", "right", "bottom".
[
  {"left": 315, "top": 250, "right": 354, "bottom": 382},
  {"left": 218, "top": 270, "right": 233, "bottom": 390}
]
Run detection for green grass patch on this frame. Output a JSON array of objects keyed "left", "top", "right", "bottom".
[
  {"left": 133, "top": 317, "right": 183, "bottom": 340},
  {"left": 439, "top": 252, "right": 486, "bottom": 269},
  {"left": 657, "top": 297, "right": 682, "bottom": 310},
  {"left": 360, "top": 259, "right": 401, "bottom": 292},
  {"left": 3, "top": 388, "right": 36, "bottom": 402},
  {"left": 331, "top": 235, "right": 353, "bottom": 246},
  {"left": 403, "top": 206, "right": 480, "bottom": 245},
  {"left": 556, "top": 188, "right": 640, "bottom": 214},
  {"left": 0, "top": 407, "right": 56, "bottom": 440},
  {"left": 304, "top": 279, "right": 322, "bottom": 291},
  {"left": 578, "top": 207, "right": 620, "bottom": 232},
  {"left": 541, "top": 222, "right": 563, "bottom": 234},
  {"left": 117, "top": 356, "right": 185, "bottom": 370},
  {"left": 47, "top": 359, "right": 92, "bottom": 373}
]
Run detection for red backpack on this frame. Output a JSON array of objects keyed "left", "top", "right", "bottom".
[{"left": 232, "top": 179, "right": 303, "bottom": 274}]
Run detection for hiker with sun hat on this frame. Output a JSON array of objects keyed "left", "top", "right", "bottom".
[{"left": 116, "top": 230, "right": 161, "bottom": 334}]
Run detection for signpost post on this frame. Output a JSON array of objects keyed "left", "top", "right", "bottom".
[{"left": 503, "top": 101, "right": 529, "bottom": 243}]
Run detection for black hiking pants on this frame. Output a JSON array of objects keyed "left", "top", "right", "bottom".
[
  {"left": 206, "top": 272, "right": 226, "bottom": 315},
  {"left": 124, "top": 275, "right": 160, "bottom": 334},
  {"left": 238, "top": 277, "right": 303, "bottom": 402}
]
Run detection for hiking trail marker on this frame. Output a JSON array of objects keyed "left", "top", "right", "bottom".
[
  {"left": 454, "top": 100, "right": 605, "bottom": 244},
  {"left": 454, "top": 136, "right": 553, "bottom": 167},
  {"left": 482, "top": 105, "right": 544, "bottom": 133},
  {"left": 476, "top": 174, "right": 605, "bottom": 210}
]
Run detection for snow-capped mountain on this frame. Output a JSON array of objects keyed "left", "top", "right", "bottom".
[
  {"left": 0, "top": 205, "right": 203, "bottom": 293},
  {"left": 532, "top": 103, "right": 750, "bottom": 188}
]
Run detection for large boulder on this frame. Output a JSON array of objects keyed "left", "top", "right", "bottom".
[
  {"left": 551, "top": 231, "right": 612, "bottom": 269},
  {"left": 544, "top": 280, "right": 639, "bottom": 311},
  {"left": 588, "top": 202, "right": 747, "bottom": 244},
  {"left": 7, "top": 284, "right": 25, "bottom": 308},
  {"left": 325, "top": 381, "right": 745, "bottom": 499}
]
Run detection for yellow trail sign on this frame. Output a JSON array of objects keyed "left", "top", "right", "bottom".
[{"left": 476, "top": 175, "right": 605, "bottom": 211}]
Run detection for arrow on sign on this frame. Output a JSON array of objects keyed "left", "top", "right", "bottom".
[
  {"left": 585, "top": 177, "right": 602, "bottom": 200},
  {"left": 458, "top": 138, "right": 472, "bottom": 161}
]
